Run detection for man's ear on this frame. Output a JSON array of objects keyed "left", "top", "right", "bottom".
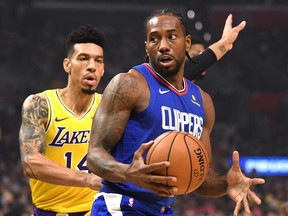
[
  {"left": 145, "top": 41, "right": 148, "bottom": 55},
  {"left": 63, "top": 58, "right": 71, "bottom": 74},
  {"left": 186, "top": 35, "right": 192, "bottom": 52}
]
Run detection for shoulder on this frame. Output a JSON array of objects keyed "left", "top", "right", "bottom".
[
  {"left": 196, "top": 86, "right": 215, "bottom": 129},
  {"left": 22, "top": 89, "right": 60, "bottom": 108},
  {"left": 197, "top": 86, "right": 213, "bottom": 107},
  {"left": 197, "top": 86, "right": 215, "bottom": 118},
  {"left": 21, "top": 93, "right": 49, "bottom": 121},
  {"left": 106, "top": 69, "right": 147, "bottom": 96},
  {"left": 102, "top": 69, "right": 148, "bottom": 111},
  {"left": 22, "top": 93, "right": 46, "bottom": 108}
]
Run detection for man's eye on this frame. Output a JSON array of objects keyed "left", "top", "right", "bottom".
[
  {"left": 170, "top": 35, "right": 177, "bottom": 40},
  {"left": 150, "top": 37, "right": 158, "bottom": 43},
  {"left": 79, "top": 57, "right": 87, "bottom": 61},
  {"left": 96, "top": 59, "right": 103, "bottom": 64}
]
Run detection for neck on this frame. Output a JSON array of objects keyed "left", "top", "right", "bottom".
[
  {"left": 58, "top": 88, "right": 94, "bottom": 117},
  {"left": 148, "top": 63, "right": 185, "bottom": 91}
]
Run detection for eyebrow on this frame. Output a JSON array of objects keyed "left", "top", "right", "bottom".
[
  {"left": 77, "top": 53, "right": 103, "bottom": 58},
  {"left": 149, "top": 28, "right": 178, "bottom": 35}
]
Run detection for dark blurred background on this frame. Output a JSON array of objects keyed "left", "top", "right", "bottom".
[{"left": 1, "top": 0, "right": 288, "bottom": 215}]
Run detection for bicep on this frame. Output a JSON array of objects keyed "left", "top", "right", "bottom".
[
  {"left": 19, "top": 94, "right": 48, "bottom": 162},
  {"left": 90, "top": 73, "right": 140, "bottom": 153}
]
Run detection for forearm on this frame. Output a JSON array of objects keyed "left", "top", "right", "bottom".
[
  {"left": 194, "top": 169, "right": 227, "bottom": 197},
  {"left": 23, "top": 153, "right": 92, "bottom": 188},
  {"left": 184, "top": 48, "right": 217, "bottom": 80},
  {"left": 208, "top": 39, "right": 230, "bottom": 61},
  {"left": 184, "top": 38, "right": 237, "bottom": 81},
  {"left": 87, "top": 148, "right": 129, "bottom": 183}
]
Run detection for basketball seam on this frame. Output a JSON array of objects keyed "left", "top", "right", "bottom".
[
  {"left": 166, "top": 131, "right": 180, "bottom": 179},
  {"left": 183, "top": 134, "right": 193, "bottom": 194}
]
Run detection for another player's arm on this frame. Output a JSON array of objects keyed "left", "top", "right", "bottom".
[
  {"left": 19, "top": 94, "right": 101, "bottom": 190},
  {"left": 87, "top": 71, "right": 177, "bottom": 196},
  {"left": 208, "top": 14, "right": 246, "bottom": 61},
  {"left": 185, "top": 14, "right": 246, "bottom": 81}
]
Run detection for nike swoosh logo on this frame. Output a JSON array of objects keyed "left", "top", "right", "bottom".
[
  {"left": 159, "top": 89, "right": 170, "bottom": 94},
  {"left": 55, "top": 117, "right": 69, "bottom": 122}
]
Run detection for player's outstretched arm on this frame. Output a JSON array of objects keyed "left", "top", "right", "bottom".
[
  {"left": 226, "top": 151, "right": 265, "bottom": 216},
  {"left": 185, "top": 14, "right": 246, "bottom": 81},
  {"left": 209, "top": 14, "right": 246, "bottom": 61},
  {"left": 19, "top": 94, "right": 102, "bottom": 190}
]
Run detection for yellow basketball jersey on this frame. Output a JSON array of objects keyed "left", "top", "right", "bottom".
[{"left": 30, "top": 89, "right": 101, "bottom": 212}]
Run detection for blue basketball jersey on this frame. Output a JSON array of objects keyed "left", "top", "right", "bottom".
[{"left": 101, "top": 63, "right": 205, "bottom": 207}]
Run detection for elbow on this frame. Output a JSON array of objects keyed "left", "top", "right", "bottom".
[
  {"left": 21, "top": 160, "right": 35, "bottom": 179},
  {"left": 20, "top": 153, "right": 42, "bottom": 179},
  {"left": 87, "top": 149, "right": 106, "bottom": 178},
  {"left": 87, "top": 152, "right": 95, "bottom": 174}
]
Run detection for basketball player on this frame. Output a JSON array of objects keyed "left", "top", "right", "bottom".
[
  {"left": 18, "top": 14, "right": 244, "bottom": 216},
  {"left": 19, "top": 25, "right": 105, "bottom": 216},
  {"left": 87, "top": 9, "right": 265, "bottom": 216}
]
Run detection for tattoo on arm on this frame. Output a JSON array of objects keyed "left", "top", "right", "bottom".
[
  {"left": 93, "top": 75, "right": 139, "bottom": 152},
  {"left": 219, "top": 45, "right": 227, "bottom": 54},
  {"left": 19, "top": 95, "right": 48, "bottom": 164}
]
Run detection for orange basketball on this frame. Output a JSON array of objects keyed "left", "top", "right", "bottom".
[{"left": 146, "top": 130, "right": 209, "bottom": 195}]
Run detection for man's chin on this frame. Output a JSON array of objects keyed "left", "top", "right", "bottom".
[
  {"left": 81, "top": 88, "right": 96, "bottom": 95},
  {"left": 151, "top": 60, "right": 179, "bottom": 77},
  {"left": 159, "top": 67, "right": 178, "bottom": 78}
]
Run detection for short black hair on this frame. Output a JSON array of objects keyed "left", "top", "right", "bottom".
[
  {"left": 144, "top": 8, "right": 190, "bottom": 38},
  {"left": 65, "top": 24, "right": 105, "bottom": 57}
]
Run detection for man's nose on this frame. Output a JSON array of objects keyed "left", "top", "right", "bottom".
[
  {"left": 87, "top": 59, "right": 96, "bottom": 71},
  {"left": 159, "top": 38, "right": 170, "bottom": 53}
]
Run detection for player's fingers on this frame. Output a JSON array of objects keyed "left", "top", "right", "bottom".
[
  {"left": 248, "top": 190, "right": 262, "bottom": 205},
  {"left": 149, "top": 175, "right": 177, "bottom": 184},
  {"left": 134, "top": 141, "right": 154, "bottom": 158},
  {"left": 231, "top": 151, "right": 241, "bottom": 170},
  {"left": 141, "top": 163, "right": 177, "bottom": 184},
  {"left": 250, "top": 177, "right": 265, "bottom": 186},
  {"left": 222, "top": 14, "right": 233, "bottom": 35},
  {"left": 243, "top": 196, "right": 251, "bottom": 215},
  {"left": 146, "top": 182, "right": 178, "bottom": 197},
  {"left": 225, "top": 14, "right": 233, "bottom": 26},
  {"left": 235, "top": 21, "right": 247, "bottom": 31},
  {"left": 233, "top": 201, "right": 242, "bottom": 216},
  {"left": 155, "top": 183, "right": 178, "bottom": 195},
  {"left": 143, "top": 161, "right": 170, "bottom": 170},
  {"left": 144, "top": 161, "right": 170, "bottom": 173}
]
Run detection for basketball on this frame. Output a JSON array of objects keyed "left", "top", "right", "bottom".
[{"left": 146, "top": 130, "right": 209, "bottom": 195}]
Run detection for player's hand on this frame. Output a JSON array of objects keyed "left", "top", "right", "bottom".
[
  {"left": 125, "top": 141, "right": 178, "bottom": 197},
  {"left": 209, "top": 14, "right": 246, "bottom": 61},
  {"left": 221, "top": 14, "right": 246, "bottom": 51},
  {"left": 87, "top": 173, "right": 103, "bottom": 190},
  {"left": 226, "top": 151, "right": 265, "bottom": 216}
]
